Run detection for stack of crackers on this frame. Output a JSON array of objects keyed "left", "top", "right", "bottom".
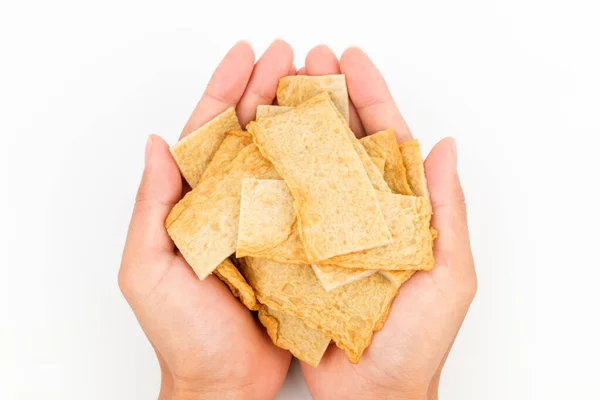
[{"left": 165, "top": 75, "right": 436, "bottom": 366}]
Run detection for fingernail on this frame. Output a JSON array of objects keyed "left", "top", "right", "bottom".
[{"left": 145, "top": 135, "right": 153, "bottom": 165}]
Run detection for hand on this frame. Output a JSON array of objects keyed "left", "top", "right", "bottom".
[
  {"left": 298, "top": 46, "right": 477, "bottom": 400},
  {"left": 118, "top": 40, "right": 296, "bottom": 400}
]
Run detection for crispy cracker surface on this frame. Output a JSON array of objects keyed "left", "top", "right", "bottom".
[
  {"left": 247, "top": 93, "right": 391, "bottom": 262},
  {"left": 241, "top": 257, "right": 397, "bottom": 363},
  {"left": 165, "top": 145, "right": 279, "bottom": 279},
  {"left": 170, "top": 107, "right": 241, "bottom": 187},
  {"left": 258, "top": 306, "right": 330, "bottom": 367},
  {"left": 277, "top": 75, "right": 349, "bottom": 122}
]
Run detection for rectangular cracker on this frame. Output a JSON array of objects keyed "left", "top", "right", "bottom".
[
  {"left": 165, "top": 145, "right": 279, "bottom": 279},
  {"left": 379, "top": 270, "right": 416, "bottom": 289},
  {"left": 258, "top": 306, "right": 330, "bottom": 367},
  {"left": 360, "top": 129, "right": 413, "bottom": 195},
  {"left": 236, "top": 180, "right": 434, "bottom": 271},
  {"left": 399, "top": 139, "right": 429, "bottom": 199},
  {"left": 277, "top": 75, "right": 349, "bottom": 121},
  {"left": 370, "top": 156, "right": 386, "bottom": 176},
  {"left": 200, "top": 130, "right": 253, "bottom": 181},
  {"left": 246, "top": 93, "right": 392, "bottom": 262},
  {"left": 312, "top": 264, "right": 377, "bottom": 291},
  {"left": 255, "top": 105, "right": 292, "bottom": 119},
  {"left": 170, "top": 107, "right": 241, "bottom": 187},
  {"left": 213, "top": 258, "right": 259, "bottom": 310},
  {"left": 241, "top": 257, "right": 398, "bottom": 363}
]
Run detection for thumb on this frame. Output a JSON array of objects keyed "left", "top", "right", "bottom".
[
  {"left": 120, "top": 135, "right": 182, "bottom": 292},
  {"left": 425, "top": 138, "right": 476, "bottom": 284}
]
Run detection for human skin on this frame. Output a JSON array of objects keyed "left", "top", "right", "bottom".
[{"left": 118, "top": 41, "right": 477, "bottom": 400}]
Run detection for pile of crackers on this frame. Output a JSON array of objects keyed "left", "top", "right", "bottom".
[{"left": 165, "top": 75, "right": 436, "bottom": 366}]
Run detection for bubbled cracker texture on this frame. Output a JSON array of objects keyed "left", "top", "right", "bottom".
[
  {"left": 255, "top": 105, "right": 292, "bottom": 119},
  {"left": 312, "top": 264, "right": 377, "bottom": 291},
  {"left": 277, "top": 75, "right": 350, "bottom": 122},
  {"left": 240, "top": 257, "right": 397, "bottom": 363},
  {"left": 235, "top": 180, "right": 434, "bottom": 271},
  {"left": 246, "top": 93, "right": 392, "bottom": 262},
  {"left": 258, "top": 306, "right": 330, "bottom": 367},
  {"left": 213, "top": 258, "right": 259, "bottom": 311},
  {"left": 360, "top": 129, "right": 413, "bottom": 196},
  {"left": 201, "top": 130, "right": 253, "bottom": 181},
  {"left": 165, "top": 145, "right": 279, "bottom": 279},
  {"left": 370, "top": 156, "right": 386, "bottom": 176},
  {"left": 399, "top": 139, "right": 429, "bottom": 200},
  {"left": 170, "top": 107, "right": 241, "bottom": 187}
]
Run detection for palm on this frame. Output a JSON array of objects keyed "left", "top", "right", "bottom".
[{"left": 140, "top": 255, "right": 291, "bottom": 393}]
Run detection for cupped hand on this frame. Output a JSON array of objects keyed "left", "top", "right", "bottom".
[
  {"left": 118, "top": 40, "right": 296, "bottom": 400},
  {"left": 298, "top": 46, "right": 478, "bottom": 400}
]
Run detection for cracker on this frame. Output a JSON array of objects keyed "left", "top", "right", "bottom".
[
  {"left": 241, "top": 257, "right": 397, "bottom": 363},
  {"left": 379, "top": 270, "right": 416, "bottom": 289},
  {"left": 312, "top": 264, "right": 377, "bottom": 292},
  {"left": 201, "top": 130, "right": 253, "bottom": 181},
  {"left": 246, "top": 93, "right": 392, "bottom": 262},
  {"left": 213, "top": 258, "right": 259, "bottom": 310},
  {"left": 370, "top": 156, "right": 386, "bottom": 176},
  {"left": 170, "top": 107, "right": 241, "bottom": 187},
  {"left": 236, "top": 180, "right": 434, "bottom": 271},
  {"left": 165, "top": 145, "right": 279, "bottom": 279},
  {"left": 277, "top": 75, "right": 349, "bottom": 122},
  {"left": 360, "top": 129, "right": 413, "bottom": 195},
  {"left": 258, "top": 306, "right": 330, "bottom": 367},
  {"left": 255, "top": 105, "right": 292, "bottom": 119},
  {"left": 399, "top": 139, "right": 429, "bottom": 199}
]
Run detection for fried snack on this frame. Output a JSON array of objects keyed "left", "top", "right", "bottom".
[
  {"left": 370, "top": 156, "right": 386, "bottom": 176},
  {"left": 213, "top": 258, "right": 259, "bottom": 310},
  {"left": 255, "top": 105, "right": 292, "bottom": 119},
  {"left": 165, "top": 145, "right": 279, "bottom": 279},
  {"left": 379, "top": 270, "right": 416, "bottom": 289},
  {"left": 240, "top": 257, "right": 398, "bottom": 363},
  {"left": 258, "top": 306, "right": 331, "bottom": 367},
  {"left": 170, "top": 107, "right": 241, "bottom": 187},
  {"left": 201, "top": 130, "right": 253, "bottom": 181},
  {"left": 312, "top": 264, "right": 377, "bottom": 292},
  {"left": 247, "top": 93, "right": 392, "bottom": 262},
  {"left": 399, "top": 139, "right": 429, "bottom": 199},
  {"left": 360, "top": 129, "right": 413, "bottom": 195},
  {"left": 277, "top": 75, "right": 349, "bottom": 122},
  {"left": 236, "top": 180, "right": 434, "bottom": 271}
]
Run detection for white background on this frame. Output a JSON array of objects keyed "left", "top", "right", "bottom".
[{"left": 1, "top": 0, "right": 599, "bottom": 399}]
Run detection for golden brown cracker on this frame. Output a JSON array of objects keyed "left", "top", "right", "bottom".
[
  {"left": 399, "top": 139, "right": 429, "bottom": 199},
  {"left": 312, "top": 264, "right": 377, "bottom": 291},
  {"left": 360, "top": 129, "right": 413, "bottom": 195},
  {"left": 236, "top": 180, "right": 434, "bottom": 271},
  {"left": 214, "top": 258, "right": 259, "bottom": 310},
  {"left": 276, "top": 75, "right": 349, "bottom": 121},
  {"left": 246, "top": 93, "right": 392, "bottom": 262},
  {"left": 200, "top": 130, "right": 253, "bottom": 181},
  {"left": 241, "top": 257, "right": 397, "bottom": 363},
  {"left": 170, "top": 107, "right": 241, "bottom": 187},
  {"left": 258, "top": 306, "right": 330, "bottom": 367},
  {"left": 165, "top": 145, "right": 279, "bottom": 279},
  {"left": 255, "top": 105, "right": 292, "bottom": 119}
]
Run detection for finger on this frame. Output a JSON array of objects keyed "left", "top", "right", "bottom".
[
  {"left": 425, "top": 138, "right": 477, "bottom": 289},
  {"left": 180, "top": 41, "right": 255, "bottom": 138},
  {"left": 305, "top": 45, "right": 366, "bottom": 137},
  {"left": 121, "top": 135, "right": 181, "bottom": 269},
  {"left": 236, "top": 39, "right": 294, "bottom": 126},
  {"left": 297, "top": 66, "right": 306, "bottom": 75},
  {"left": 288, "top": 64, "right": 297, "bottom": 75},
  {"left": 340, "top": 47, "right": 412, "bottom": 141}
]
